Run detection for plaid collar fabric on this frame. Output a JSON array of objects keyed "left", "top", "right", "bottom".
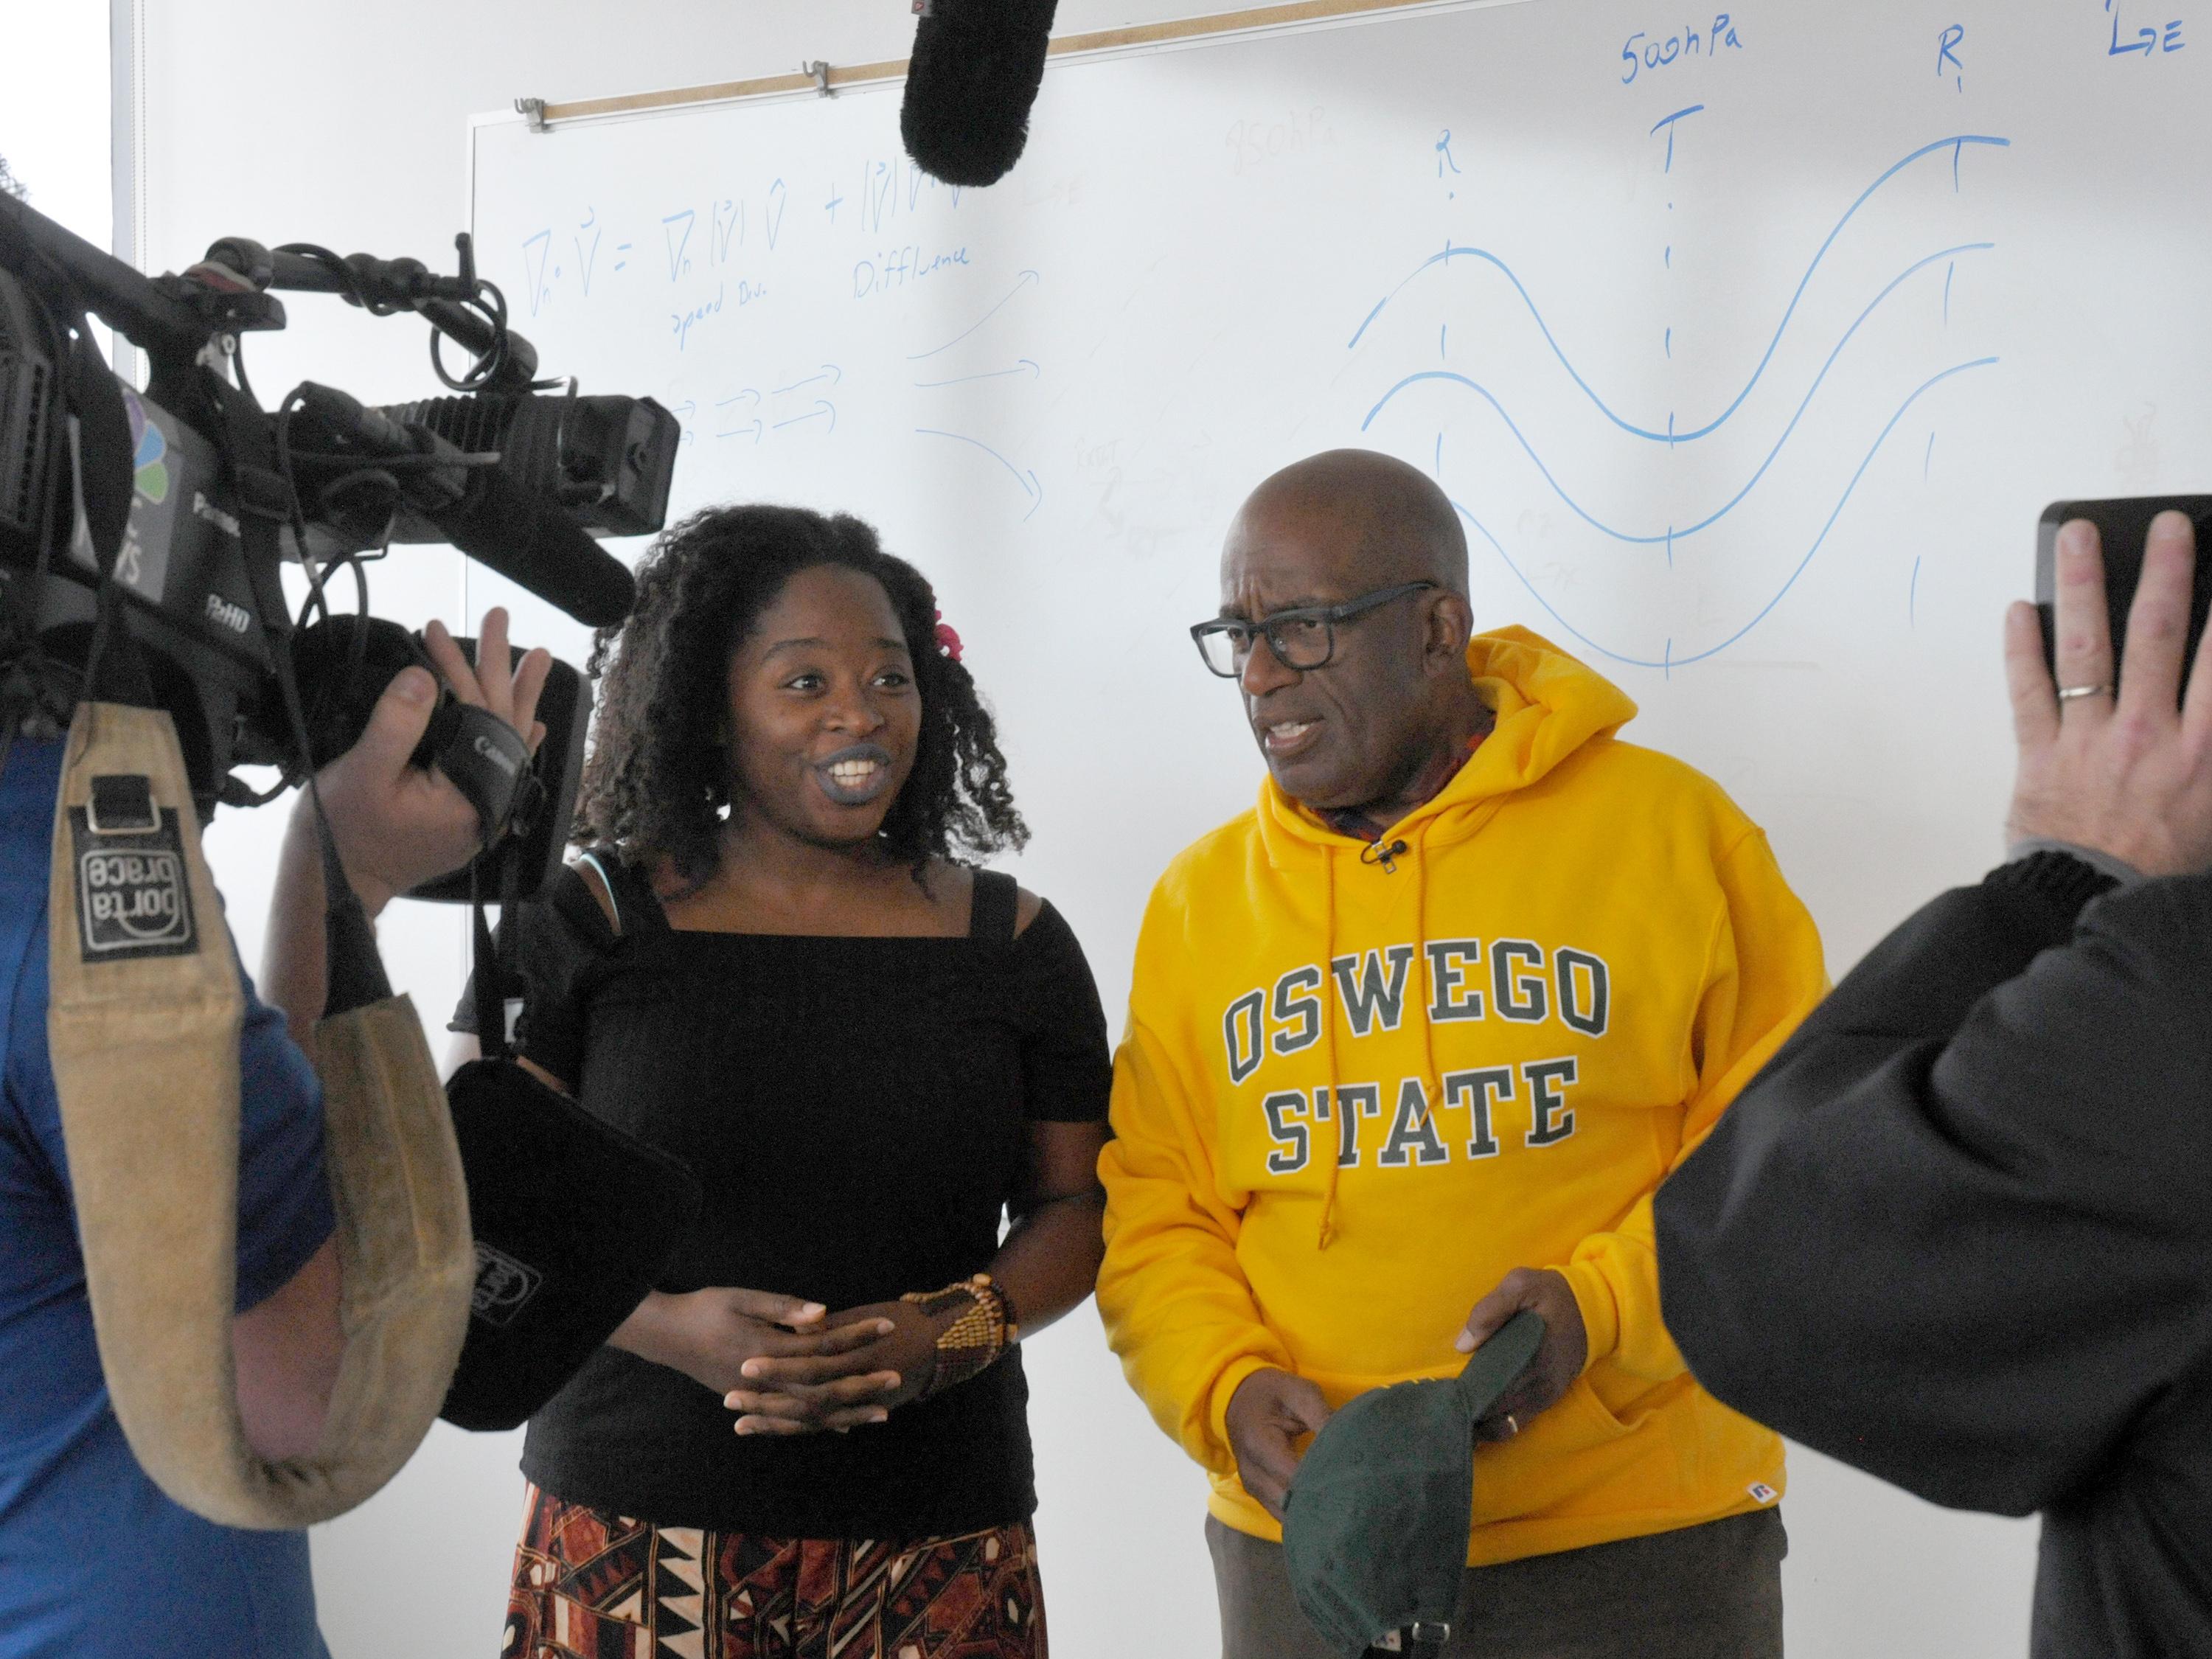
[{"left": 1314, "top": 729, "right": 1488, "bottom": 844}]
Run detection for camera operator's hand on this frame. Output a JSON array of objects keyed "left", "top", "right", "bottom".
[
  {"left": 262, "top": 608, "right": 549, "bottom": 1055},
  {"left": 2006, "top": 513, "right": 2212, "bottom": 877},
  {"left": 307, "top": 611, "right": 552, "bottom": 915}
]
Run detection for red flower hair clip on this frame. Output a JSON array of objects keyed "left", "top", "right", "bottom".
[{"left": 933, "top": 608, "right": 964, "bottom": 664}]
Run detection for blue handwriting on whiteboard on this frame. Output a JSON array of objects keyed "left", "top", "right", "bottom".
[
  {"left": 2105, "top": 0, "right": 2185, "bottom": 55},
  {"left": 1227, "top": 108, "right": 1333, "bottom": 175},
  {"left": 773, "top": 365, "right": 843, "bottom": 395},
  {"left": 663, "top": 211, "right": 695, "bottom": 281},
  {"left": 854, "top": 246, "right": 972, "bottom": 299},
  {"left": 1621, "top": 15, "right": 1742, "bottom": 85},
  {"left": 767, "top": 179, "right": 788, "bottom": 251},
  {"left": 574, "top": 210, "right": 602, "bottom": 296},
  {"left": 521, "top": 230, "right": 554, "bottom": 316},
  {"left": 714, "top": 390, "right": 762, "bottom": 441},
  {"left": 1650, "top": 104, "right": 1703, "bottom": 170},
  {"left": 672, "top": 280, "right": 768, "bottom": 349},
  {"left": 914, "top": 358, "right": 1041, "bottom": 390},
  {"left": 832, "top": 158, "right": 965, "bottom": 237},
  {"left": 1938, "top": 24, "right": 1966, "bottom": 89},
  {"left": 672, "top": 284, "right": 721, "bottom": 348}
]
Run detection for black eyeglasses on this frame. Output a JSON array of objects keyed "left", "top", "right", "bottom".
[{"left": 1189, "top": 581, "right": 1439, "bottom": 678}]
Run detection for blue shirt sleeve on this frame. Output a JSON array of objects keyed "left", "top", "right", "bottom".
[{"left": 229, "top": 963, "right": 336, "bottom": 1311}]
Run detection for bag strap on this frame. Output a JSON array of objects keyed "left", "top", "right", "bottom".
[
  {"left": 970, "top": 868, "right": 1018, "bottom": 943},
  {"left": 574, "top": 849, "right": 624, "bottom": 939},
  {"left": 470, "top": 838, "right": 526, "bottom": 1062},
  {"left": 576, "top": 849, "right": 669, "bottom": 939},
  {"left": 551, "top": 853, "right": 622, "bottom": 947},
  {"left": 468, "top": 851, "right": 657, "bottom": 1057}
]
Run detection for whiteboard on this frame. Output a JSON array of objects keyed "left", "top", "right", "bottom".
[
  {"left": 465, "top": 0, "right": 2212, "bottom": 979},
  {"left": 459, "top": 1, "right": 2208, "bottom": 1647}
]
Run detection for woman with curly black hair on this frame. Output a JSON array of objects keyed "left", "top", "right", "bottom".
[{"left": 456, "top": 504, "right": 1112, "bottom": 1659}]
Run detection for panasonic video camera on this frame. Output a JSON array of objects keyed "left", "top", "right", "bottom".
[{"left": 0, "top": 189, "right": 678, "bottom": 898}]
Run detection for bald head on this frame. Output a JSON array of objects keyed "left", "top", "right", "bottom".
[
  {"left": 1213, "top": 449, "right": 1489, "bottom": 815},
  {"left": 1231, "top": 448, "right": 1470, "bottom": 598}
]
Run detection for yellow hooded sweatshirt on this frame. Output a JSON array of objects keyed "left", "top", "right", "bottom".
[{"left": 1097, "top": 627, "right": 1828, "bottom": 1565}]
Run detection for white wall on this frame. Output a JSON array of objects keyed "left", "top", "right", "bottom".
[
  {"left": 1, "top": 9, "right": 112, "bottom": 270},
  {"left": 125, "top": 5, "right": 2039, "bottom": 1656}
]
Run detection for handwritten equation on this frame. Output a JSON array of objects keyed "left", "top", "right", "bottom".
[{"left": 515, "top": 154, "right": 972, "bottom": 344}]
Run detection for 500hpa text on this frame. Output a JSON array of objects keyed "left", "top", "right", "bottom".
[
  {"left": 1222, "top": 939, "right": 1613, "bottom": 1086},
  {"left": 1621, "top": 14, "right": 1745, "bottom": 85}
]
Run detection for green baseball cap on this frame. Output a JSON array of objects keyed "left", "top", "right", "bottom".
[{"left": 1280, "top": 1310, "right": 1546, "bottom": 1658}]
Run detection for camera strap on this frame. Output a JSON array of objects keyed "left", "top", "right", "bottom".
[
  {"left": 44, "top": 695, "right": 476, "bottom": 1530},
  {"left": 431, "top": 698, "right": 537, "bottom": 846}
]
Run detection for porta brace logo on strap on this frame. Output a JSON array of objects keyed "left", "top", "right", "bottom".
[{"left": 66, "top": 773, "right": 198, "bottom": 961}]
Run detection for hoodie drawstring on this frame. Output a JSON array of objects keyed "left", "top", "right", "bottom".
[
  {"left": 1283, "top": 646, "right": 1615, "bottom": 1253},
  {"left": 1413, "top": 824, "right": 1442, "bottom": 1137},
  {"left": 1316, "top": 843, "right": 1342, "bottom": 1251},
  {"left": 1315, "top": 824, "right": 1444, "bottom": 1250}
]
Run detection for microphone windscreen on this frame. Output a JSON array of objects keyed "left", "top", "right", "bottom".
[
  {"left": 441, "top": 466, "right": 639, "bottom": 629},
  {"left": 901, "top": 0, "right": 1061, "bottom": 187}
]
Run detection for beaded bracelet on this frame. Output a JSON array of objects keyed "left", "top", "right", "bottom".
[{"left": 900, "top": 1273, "right": 1020, "bottom": 1397}]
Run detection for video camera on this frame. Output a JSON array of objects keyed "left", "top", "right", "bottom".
[{"left": 0, "top": 190, "right": 678, "bottom": 897}]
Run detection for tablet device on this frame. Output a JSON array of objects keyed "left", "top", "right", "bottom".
[{"left": 2037, "top": 495, "right": 2212, "bottom": 700}]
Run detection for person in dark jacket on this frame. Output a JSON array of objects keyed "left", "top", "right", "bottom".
[{"left": 1655, "top": 508, "right": 2212, "bottom": 1658}]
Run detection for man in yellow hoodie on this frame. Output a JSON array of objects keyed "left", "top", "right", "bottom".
[{"left": 1098, "top": 450, "right": 1828, "bottom": 1657}]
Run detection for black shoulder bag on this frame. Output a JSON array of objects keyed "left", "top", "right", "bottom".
[{"left": 439, "top": 852, "right": 703, "bottom": 1432}]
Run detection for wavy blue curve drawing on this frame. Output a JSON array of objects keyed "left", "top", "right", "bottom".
[
  {"left": 1452, "top": 355, "right": 1998, "bottom": 671},
  {"left": 915, "top": 428, "right": 1043, "bottom": 521},
  {"left": 1349, "top": 135, "right": 2010, "bottom": 443},
  {"left": 1364, "top": 243, "right": 1992, "bottom": 548}
]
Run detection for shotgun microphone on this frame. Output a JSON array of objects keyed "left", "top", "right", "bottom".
[
  {"left": 900, "top": 0, "right": 1060, "bottom": 187},
  {"left": 288, "top": 384, "right": 637, "bottom": 627}
]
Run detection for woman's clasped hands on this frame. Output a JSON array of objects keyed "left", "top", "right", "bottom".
[{"left": 616, "top": 1287, "right": 955, "bottom": 1436}]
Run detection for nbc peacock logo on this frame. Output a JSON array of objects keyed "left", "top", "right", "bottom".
[{"left": 125, "top": 391, "right": 169, "bottom": 505}]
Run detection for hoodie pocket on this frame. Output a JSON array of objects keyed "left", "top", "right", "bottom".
[
  {"left": 1467, "top": 1372, "right": 1655, "bottom": 1528},
  {"left": 1559, "top": 1374, "right": 1635, "bottom": 1441}
]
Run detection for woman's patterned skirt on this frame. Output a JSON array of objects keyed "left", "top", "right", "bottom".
[{"left": 503, "top": 1483, "right": 1048, "bottom": 1659}]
